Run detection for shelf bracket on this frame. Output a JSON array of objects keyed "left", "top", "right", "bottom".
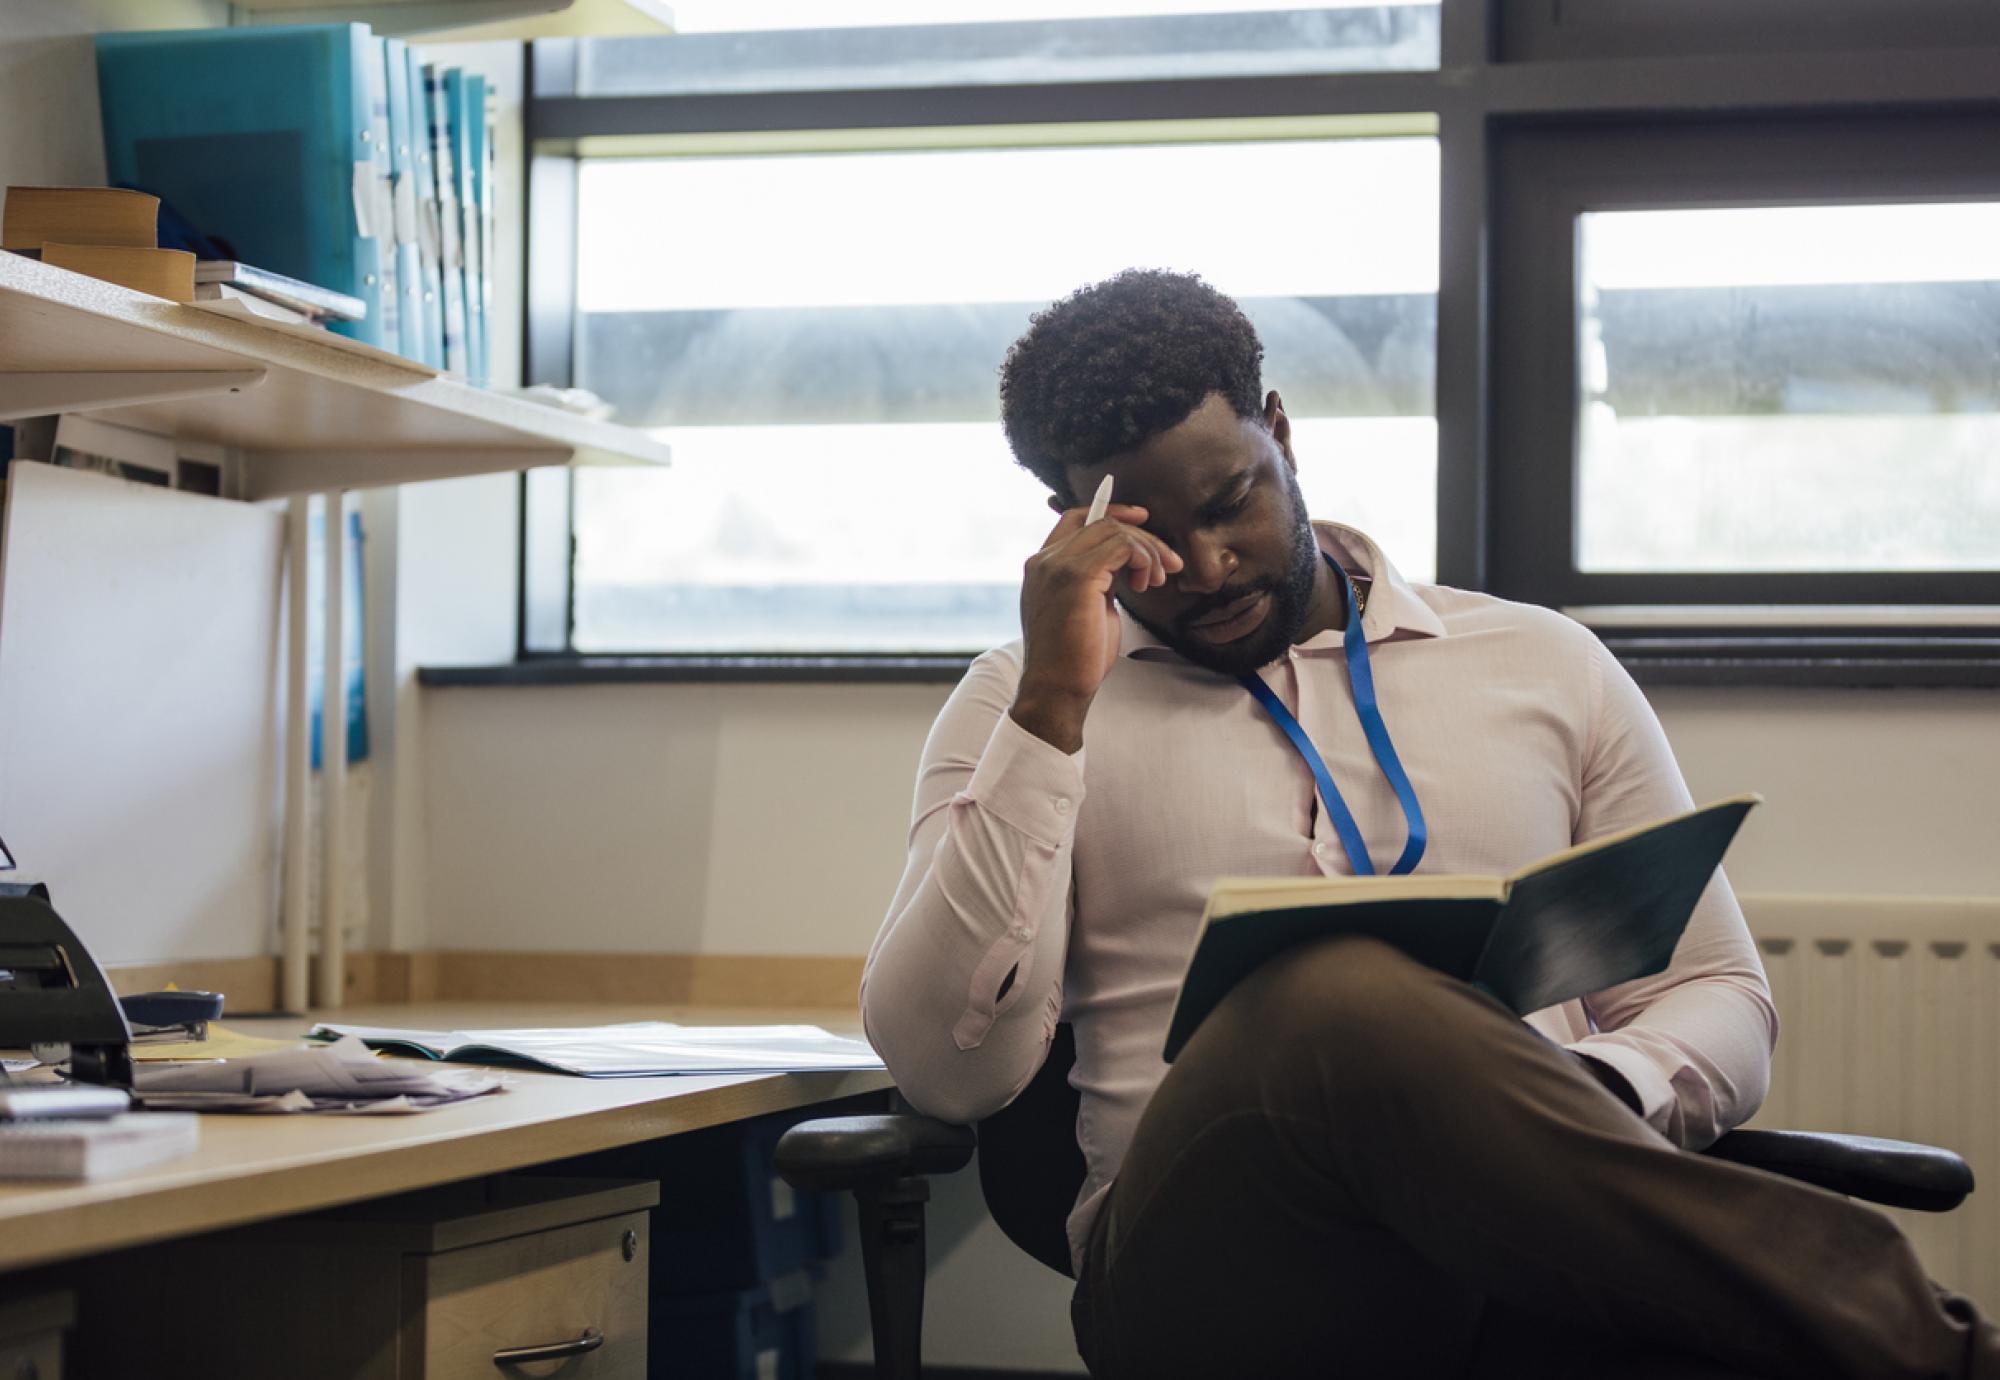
[
  {"left": 240, "top": 445, "right": 573, "bottom": 500},
  {"left": 0, "top": 369, "right": 269, "bottom": 421}
]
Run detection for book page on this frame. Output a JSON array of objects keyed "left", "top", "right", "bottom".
[{"left": 1205, "top": 872, "right": 1507, "bottom": 922}]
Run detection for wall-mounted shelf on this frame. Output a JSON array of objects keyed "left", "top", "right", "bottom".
[
  {"left": 0, "top": 253, "right": 669, "bottom": 499},
  {"left": 235, "top": 0, "right": 676, "bottom": 40}
]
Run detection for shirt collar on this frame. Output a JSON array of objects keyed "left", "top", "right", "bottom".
[{"left": 1120, "top": 520, "right": 1446, "bottom": 661}]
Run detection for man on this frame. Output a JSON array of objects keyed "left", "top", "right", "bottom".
[{"left": 860, "top": 270, "right": 1996, "bottom": 1378}]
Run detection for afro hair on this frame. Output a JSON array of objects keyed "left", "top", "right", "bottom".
[{"left": 998, "top": 269, "right": 1265, "bottom": 497}]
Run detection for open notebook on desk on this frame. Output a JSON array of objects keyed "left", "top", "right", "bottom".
[{"left": 309, "top": 1021, "right": 885, "bottom": 1077}]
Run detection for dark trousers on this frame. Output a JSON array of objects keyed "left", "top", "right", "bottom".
[{"left": 1071, "top": 936, "right": 1998, "bottom": 1380}]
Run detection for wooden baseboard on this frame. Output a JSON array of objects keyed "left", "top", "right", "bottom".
[{"left": 103, "top": 950, "right": 863, "bottom": 1012}]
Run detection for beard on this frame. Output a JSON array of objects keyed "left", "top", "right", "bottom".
[{"left": 1124, "top": 467, "right": 1324, "bottom": 678}]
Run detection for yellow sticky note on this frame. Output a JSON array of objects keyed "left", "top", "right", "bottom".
[{"left": 132, "top": 1023, "right": 306, "bottom": 1062}]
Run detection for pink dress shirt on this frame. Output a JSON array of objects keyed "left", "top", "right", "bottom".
[{"left": 862, "top": 522, "right": 1778, "bottom": 1271}]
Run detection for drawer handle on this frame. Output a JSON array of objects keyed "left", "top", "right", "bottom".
[{"left": 492, "top": 1328, "right": 604, "bottom": 1366}]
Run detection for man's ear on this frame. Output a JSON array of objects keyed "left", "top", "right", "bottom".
[{"left": 1264, "top": 390, "right": 1295, "bottom": 467}]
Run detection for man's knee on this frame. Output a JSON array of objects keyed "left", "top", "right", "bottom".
[{"left": 1225, "top": 934, "right": 1439, "bottom": 1051}]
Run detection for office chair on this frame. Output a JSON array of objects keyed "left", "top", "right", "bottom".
[{"left": 776, "top": 1024, "right": 1977, "bottom": 1380}]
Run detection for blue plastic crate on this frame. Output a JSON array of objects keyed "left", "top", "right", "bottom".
[
  {"left": 651, "top": 1271, "right": 817, "bottom": 1380},
  {"left": 648, "top": 1111, "right": 843, "bottom": 1294}
]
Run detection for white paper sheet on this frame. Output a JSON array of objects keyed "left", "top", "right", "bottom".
[
  {"left": 311, "top": 1021, "right": 886, "bottom": 1077},
  {"left": 132, "top": 1035, "right": 504, "bottom": 1113}
]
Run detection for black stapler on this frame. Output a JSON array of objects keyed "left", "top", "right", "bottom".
[{"left": 0, "top": 834, "right": 135, "bottom": 1088}]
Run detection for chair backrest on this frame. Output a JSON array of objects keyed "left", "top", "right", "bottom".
[{"left": 976, "top": 1022, "right": 1087, "bottom": 1278}]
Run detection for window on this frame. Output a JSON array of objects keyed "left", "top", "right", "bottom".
[
  {"left": 1490, "top": 115, "right": 2000, "bottom": 614},
  {"left": 1576, "top": 203, "right": 2000, "bottom": 575},
  {"left": 505, "top": 4, "right": 2000, "bottom": 685},
  {"left": 565, "top": 131, "right": 1439, "bottom": 653}
]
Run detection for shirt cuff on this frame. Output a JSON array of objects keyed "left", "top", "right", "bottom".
[
  {"left": 1565, "top": 1037, "right": 1676, "bottom": 1137},
  {"left": 962, "top": 710, "right": 1086, "bottom": 849}
]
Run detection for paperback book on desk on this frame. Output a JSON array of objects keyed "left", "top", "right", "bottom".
[
  {"left": 310, "top": 1021, "right": 886, "bottom": 1077},
  {"left": 1164, "top": 794, "right": 1759, "bottom": 1062}
]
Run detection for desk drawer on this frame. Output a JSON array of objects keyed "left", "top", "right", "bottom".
[
  {"left": 0, "top": 1329, "right": 62, "bottom": 1380},
  {"left": 405, "top": 1210, "right": 649, "bottom": 1380},
  {"left": 0, "top": 1291, "right": 71, "bottom": 1380},
  {"left": 71, "top": 1178, "right": 656, "bottom": 1380}
]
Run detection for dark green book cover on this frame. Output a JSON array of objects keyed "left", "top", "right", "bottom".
[{"left": 1162, "top": 795, "right": 1758, "bottom": 1063}]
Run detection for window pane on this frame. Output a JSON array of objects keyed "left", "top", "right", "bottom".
[
  {"left": 577, "top": 6, "right": 1440, "bottom": 97},
  {"left": 1577, "top": 204, "right": 2000, "bottom": 574},
  {"left": 572, "top": 134, "right": 1438, "bottom": 653}
]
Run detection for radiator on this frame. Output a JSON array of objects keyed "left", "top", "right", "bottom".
[{"left": 1741, "top": 894, "right": 1999, "bottom": 1303}]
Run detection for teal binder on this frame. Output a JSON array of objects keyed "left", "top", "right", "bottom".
[
  {"left": 361, "top": 33, "right": 399, "bottom": 353},
  {"left": 425, "top": 62, "right": 469, "bottom": 376},
  {"left": 465, "top": 72, "right": 491, "bottom": 387},
  {"left": 95, "top": 23, "right": 389, "bottom": 348},
  {"left": 406, "top": 46, "right": 445, "bottom": 369},
  {"left": 444, "top": 67, "right": 482, "bottom": 386},
  {"left": 383, "top": 36, "right": 427, "bottom": 364}
]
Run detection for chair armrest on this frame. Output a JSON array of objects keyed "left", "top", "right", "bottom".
[
  {"left": 775, "top": 1114, "right": 978, "bottom": 1194},
  {"left": 1704, "top": 1129, "right": 1974, "bottom": 1213}
]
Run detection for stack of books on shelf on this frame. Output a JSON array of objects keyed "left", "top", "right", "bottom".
[
  {"left": 1, "top": 185, "right": 195, "bottom": 300},
  {"left": 94, "top": 23, "right": 497, "bottom": 383},
  {"left": 2, "top": 185, "right": 366, "bottom": 331}
]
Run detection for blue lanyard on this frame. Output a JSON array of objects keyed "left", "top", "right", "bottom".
[{"left": 1239, "top": 556, "right": 1427, "bottom": 876}]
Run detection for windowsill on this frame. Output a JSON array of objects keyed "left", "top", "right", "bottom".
[
  {"left": 417, "top": 654, "right": 975, "bottom": 687},
  {"left": 1567, "top": 605, "right": 2000, "bottom": 629},
  {"left": 1594, "top": 630, "right": 2000, "bottom": 686},
  {"left": 422, "top": 627, "right": 2000, "bottom": 690}
]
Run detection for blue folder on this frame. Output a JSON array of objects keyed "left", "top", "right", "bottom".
[
  {"left": 465, "top": 72, "right": 491, "bottom": 387},
  {"left": 96, "top": 24, "right": 389, "bottom": 348},
  {"left": 306, "top": 504, "right": 370, "bottom": 769},
  {"left": 383, "top": 36, "right": 428, "bottom": 365},
  {"left": 425, "top": 62, "right": 469, "bottom": 376},
  {"left": 444, "top": 67, "right": 482, "bottom": 386},
  {"left": 361, "top": 33, "right": 400, "bottom": 353},
  {"left": 407, "top": 48, "right": 446, "bottom": 369}
]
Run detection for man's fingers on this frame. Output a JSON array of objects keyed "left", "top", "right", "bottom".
[
  {"left": 1060, "top": 521, "right": 1177, "bottom": 593},
  {"left": 1041, "top": 500, "right": 1153, "bottom": 545},
  {"left": 1035, "top": 505, "right": 1182, "bottom": 596}
]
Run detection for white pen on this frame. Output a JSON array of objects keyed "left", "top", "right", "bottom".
[{"left": 1085, "top": 473, "right": 1115, "bottom": 525}]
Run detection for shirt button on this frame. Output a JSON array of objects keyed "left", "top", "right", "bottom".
[
  {"left": 1053, "top": 796, "right": 1071, "bottom": 814},
  {"left": 1313, "top": 842, "right": 1330, "bottom": 858},
  {"left": 1013, "top": 924, "right": 1033, "bottom": 941}
]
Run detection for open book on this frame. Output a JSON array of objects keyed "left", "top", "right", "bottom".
[
  {"left": 1162, "top": 794, "right": 1759, "bottom": 1063},
  {"left": 308, "top": 1021, "right": 885, "bottom": 1078}
]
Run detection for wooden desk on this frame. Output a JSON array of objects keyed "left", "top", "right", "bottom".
[{"left": 0, "top": 1001, "right": 890, "bottom": 1276}]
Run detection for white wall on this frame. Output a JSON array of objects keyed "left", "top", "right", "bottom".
[
  {"left": 365, "top": 37, "right": 526, "bottom": 953},
  {"left": 423, "top": 681, "right": 940, "bottom": 952},
  {"left": 420, "top": 680, "right": 2000, "bottom": 958},
  {"left": 0, "top": 1, "right": 231, "bottom": 192},
  {"left": 0, "top": 0, "right": 266, "bottom": 969}
]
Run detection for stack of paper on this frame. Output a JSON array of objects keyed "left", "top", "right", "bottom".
[
  {"left": 0, "top": 1112, "right": 199, "bottom": 1180},
  {"left": 310, "top": 1021, "right": 886, "bottom": 1078},
  {"left": 133, "top": 1036, "right": 504, "bottom": 1114}
]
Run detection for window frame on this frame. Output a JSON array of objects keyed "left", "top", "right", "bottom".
[
  {"left": 1488, "top": 112, "right": 2000, "bottom": 611},
  {"left": 511, "top": 1, "right": 2000, "bottom": 685}
]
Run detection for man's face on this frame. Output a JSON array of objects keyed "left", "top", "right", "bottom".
[{"left": 1062, "top": 391, "right": 1323, "bottom": 678}]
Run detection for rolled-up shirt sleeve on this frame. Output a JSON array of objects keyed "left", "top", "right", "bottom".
[
  {"left": 1564, "top": 638, "right": 1779, "bottom": 1150},
  {"left": 860, "top": 647, "right": 1076, "bottom": 1126}
]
